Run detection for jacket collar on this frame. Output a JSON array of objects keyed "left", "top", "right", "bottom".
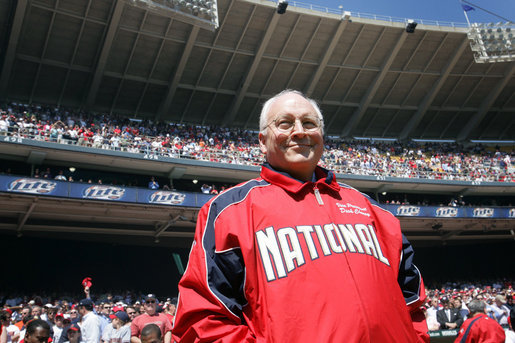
[{"left": 261, "top": 163, "right": 340, "bottom": 194}]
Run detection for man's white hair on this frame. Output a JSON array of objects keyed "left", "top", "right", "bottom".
[{"left": 259, "top": 89, "right": 324, "bottom": 135}]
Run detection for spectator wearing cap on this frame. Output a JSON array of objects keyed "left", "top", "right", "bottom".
[
  {"left": 52, "top": 313, "right": 65, "bottom": 343},
  {"left": 40, "top": 305, "right": 53, "bottom": 322},
  {"left": 437, "top": 296, "right": 464, "bottom": 330},
  {"left": 102, "top": 311, "right": 130, "bottom": 343},
  {"left": 100, "top": 306, "right": 123, "bottom": 343},
  {"left": 130, "top": 295, "right": 171, "bottom": 343},
  {"left": 42, "top": 306, "right": 57, "bottom": 339},
  {"left": 490, "top": 295, "right": 510, "bottom": 325},
  {"left": 63, "top": 324, "right": 81, "bottom": 343},
  {"left": 77, "top": 298, "right": 102, "bottom": 343},
  {"left": 454, "top": 300, "right": 505, "bottom": 343}
]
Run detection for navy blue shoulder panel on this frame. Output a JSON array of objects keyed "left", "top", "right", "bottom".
[
  {"left": 398, "top": 234, "right": 422, "bottom": 306},
  {"left": 202, "top": 178, "right": 270, "bottom": 321}
]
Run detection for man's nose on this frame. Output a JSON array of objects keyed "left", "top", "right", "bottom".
[{"left": 291, "top": 119, "right": 307, "bottom": 134}]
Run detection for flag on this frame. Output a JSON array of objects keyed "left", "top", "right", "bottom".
[{"left": 461, "top": 4, "right": 475, "bottom": 12}]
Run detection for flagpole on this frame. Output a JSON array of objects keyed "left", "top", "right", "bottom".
[
  {"left": 459, "top": 0, "right": 472, "bottom": 27},
  {"left": 463, "top": 9, "right": 471, "bottom": 27}
]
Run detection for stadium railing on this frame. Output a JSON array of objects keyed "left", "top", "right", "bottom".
[
  {"left": 1, "top": 129, "right": 513, "bottom": 183},
  {"left": 265, "top": 0, "right": 469, "bottom": 28}
]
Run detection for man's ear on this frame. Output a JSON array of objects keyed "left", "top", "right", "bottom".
[{"left": 258, "top": 132, "right": 267, "bottom": 155}]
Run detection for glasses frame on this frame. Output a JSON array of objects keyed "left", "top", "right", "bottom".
[{"left": 266, "top": 114, "right": 322, "bottom": 134}]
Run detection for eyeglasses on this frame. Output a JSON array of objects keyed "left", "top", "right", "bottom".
[
  {"left": 145, "top": 300, "right": 156, "bottom": 304},
  {"left": 103, "top": 306, "right": 111, "bottom": 309},
  {"left": 266, "top": 115, "right": 321, "bottom": 133},
  {"left": 70, "top": 311, "right": 78, "bottom": 314},
  {"left": 127, "top": 312, "right": 136, "bottom": 315}
]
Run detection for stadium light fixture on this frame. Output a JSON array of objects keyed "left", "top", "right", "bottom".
[
  {"left": 467, "top": 22, "right": 515, "bottom": 63},
  {"left": 69, "top": 167, "right": 76, "bottom": 172},
  {"left": 341, "top": 11, "right": 351, "bottom": 21},
  {"left": 405, "top": 19, "right": 417, "bottom": 33},
  {"left": 129, "top": 0, "right": 219, "bottom": 30}
]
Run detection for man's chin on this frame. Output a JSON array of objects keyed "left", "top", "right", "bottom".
[{"left": 284, "top": 155, "right": 319, "bottom": 169}]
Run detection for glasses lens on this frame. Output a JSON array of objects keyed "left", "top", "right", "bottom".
[{"left": 272, "top": 116, "right": 320, "bottom": 133}]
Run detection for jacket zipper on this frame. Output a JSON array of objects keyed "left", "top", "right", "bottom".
[{"left": 314, "top": 185, "right": 324, "bottom": 205}]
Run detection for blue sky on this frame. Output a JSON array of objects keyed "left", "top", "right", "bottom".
[{"left": 307, "top": 0, "right": 514, "bottom": 24}]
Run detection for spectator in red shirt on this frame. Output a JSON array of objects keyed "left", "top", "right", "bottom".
[
  {"left": 454, "top": 299, "right": 505, "bottom": 343},
  {"left": 130, "top": 295, "right": 171, "bottom": 343}
]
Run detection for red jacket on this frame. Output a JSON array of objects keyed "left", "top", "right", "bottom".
[
  {"left": 454, "top": 314, "right": 505, "bottom": 343},
  {"left": 173, "top": 164, "right": 428, "bottom": 342}
]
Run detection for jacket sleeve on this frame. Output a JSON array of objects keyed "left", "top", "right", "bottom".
[
  {"left": 172, "top": 203, "right": 256, "bottom": 343},
  {"left": 398, "top": 234, "right": 429, "bottom": 343}
]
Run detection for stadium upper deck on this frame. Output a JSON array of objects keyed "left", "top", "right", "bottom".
[
  {"left": 0, "top": 0, "right": 514, "bottom": 249},
  {"left": 0, "top": 0, "right": 513, "bottom": 141}
]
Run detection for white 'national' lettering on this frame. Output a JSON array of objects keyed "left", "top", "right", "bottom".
[
  {"left": 323, "top": 223, "right": 344, "bottom": 253},
  {"left": 297, "top": 225, "right": 319, "bottom": 260},
  {"left": 277, "top": 227, "right": 305, "bottom": 272},
  {"left": 368, "top": 224, "right": 390, "bottom": 266},
  {"left": 256, "top": 223, "right": 391, "bottom": 282},
  {"left": 338, "top": 224, "right": 365, "bottom": 254},
  {"left": 314, "top": 225, "right": 331, "bottom": 256},
  {"left": 256, "top": 227, "right": 286, "bottom": 281},
  {"left": 355, "top": 224, "right": 378, "bottom": 259}
]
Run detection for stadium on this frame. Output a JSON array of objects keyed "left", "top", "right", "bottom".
[{"left": 0, "top": 0, "right": 514, "bottom": 341}]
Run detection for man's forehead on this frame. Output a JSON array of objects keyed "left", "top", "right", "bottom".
[{"left": 270, "top": 93, "right": 315, "bottom": 114}]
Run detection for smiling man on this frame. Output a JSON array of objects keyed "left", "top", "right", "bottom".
[
  {"left": 172, "top": 89, "right": 429, "bottom": 343},
  {"left": 130, "top": 295, "right": 171, "bottom": 343}
]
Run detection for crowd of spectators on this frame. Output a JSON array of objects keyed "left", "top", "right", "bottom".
[
  {"left": 1, "top": 279, "right": 514, "bottom": 342},
  {"left": 1, "top": 289, "right": 176, "bottom": 343},
  {"left": 1, "top": 102, "right": 514, "bottom": 183},
  {"left": 423, "top": 279, "right": 514, "bottom": 342}
]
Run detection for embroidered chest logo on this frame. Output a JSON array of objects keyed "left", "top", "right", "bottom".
[
  {"left": 255, "top": 223, "right": 390, "bottom": 282},
  {"left": 336, "top": 203, "right": 370, "bottom": 217}
]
